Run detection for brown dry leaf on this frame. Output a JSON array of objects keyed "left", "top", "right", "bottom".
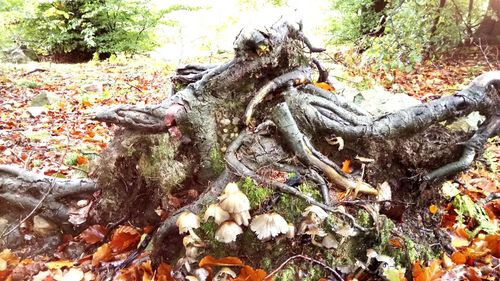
[
  {"left": 389, "top": 238, "right": 403, "bottom": 248},
  {"left": 155, "top": 263, "right": 175, "bottom": 281},
  {"left": 199, "top": 256, "right": 244, "bottom": 268},
  {"left": 484, "top": 234, "right": 500, "bottom": 258},
  {"left": 234, "top": 265, "right": 267, "bottom": 281},
  {"left": 45, "top": 260, "right": 75, "bottom": 269},
  {"left": 341, "top": 160, "right": 352, "bottom": 174},
  {"left": 80, "top": 225, "right": 107, "bottom": 244},
  {"left": 412, "top": 259, "right": 442, "bottom": 281},
  {"left": 0, "top": 249, "right": 19, "bottom": 267},
  {"left": 92, "top": 243, "right": 112, "bottom": 266},
  {"left": 109, "top": 226, "right": 141, "bottom": 253}
]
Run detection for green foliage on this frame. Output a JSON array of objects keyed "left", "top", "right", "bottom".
[
  {"left": 453, "top": 194, "right": 496, "bottom": 236},
  {"left": 330, "top": 0, "right": 491, "bottom": 69},
  {"left": 2, "top": 0, "right": 196, "bottom": 60}
]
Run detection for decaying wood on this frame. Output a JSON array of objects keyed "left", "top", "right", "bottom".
[{"left": 0, "top": 19, "right": 499, "bottom": 265}]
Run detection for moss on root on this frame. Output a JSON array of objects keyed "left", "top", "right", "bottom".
[
  {"left": 208, "top": 147, "right": 226, "bottom": 175},
  {"left": 137, "top": 133, "right": 189, "bottom": 194}
]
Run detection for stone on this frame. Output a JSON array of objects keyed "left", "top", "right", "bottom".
[
  {"left": 26, "top": 106, "right": 47, "bottom": 117},
  {"left": 30, "top": 91, "right": 60, "bottom": 107}
]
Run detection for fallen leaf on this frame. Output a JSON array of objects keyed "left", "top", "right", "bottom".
[
  {"left": 109, "top": 226, "right": 141, "bottom": 253},
  {"left": 80, "top": 225, "right": 107, "bottom": 244},
  {"left": 199, "top": 256, "right": 244, "bottom": 268},
  {"left": 341, "top": 160, "right": 352, "bottom": 174},
  {"left": 45, "top": 260, "right": 74, "bottom": 269},
  {"left": 429, "top": 204, "right": 438, "bottom": 214},
  {"left": 76, "top": 155, "right": 88, "bottom": 165},
  {"left": 451, "top": 251, "right": 467, "bottom": 264},
  {"left": 314, "top": 82, "right": 334, "bottom": 92},
  {"left": 92, "top": 243, "right": 112, "bottom": 266},
  {"left": 234, "top": 265, "right": 266, "bottom": 281}
]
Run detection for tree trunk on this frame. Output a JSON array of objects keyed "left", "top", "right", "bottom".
[
  {"left": 1, "top": 19, "right": 499, "bottom": 277},
  {"left": 475, "top": 0, "right": 500, "bottom": 43}
]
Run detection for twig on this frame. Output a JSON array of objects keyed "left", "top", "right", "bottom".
[
  {"left": 474, "top": 38, "right": 494, "bottom": 71},
  {"left": 264, "top": 254, "right": 344, "bottom": 281},
  {"left": 0, "top": 181, "right": 55, "bottom": 239},
  {"left": 22, "top": 68, "right": 47, "bottom": 76}
]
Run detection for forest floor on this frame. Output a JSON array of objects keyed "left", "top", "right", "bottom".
[{"left": 0, "top": 46, "right": 499, "bottom": 280}]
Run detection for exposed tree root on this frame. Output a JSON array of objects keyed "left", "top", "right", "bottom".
[{"left": 1, "top": 19, "right": 499, "bottom": 269}]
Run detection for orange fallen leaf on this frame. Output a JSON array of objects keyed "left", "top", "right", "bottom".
[
  {"left": 199, "top": 256, "right": 244, "bottom": 268},
  {"left": 389, "top": 238, "right": 403, "bottom": 248},
  {"left": 314, "top": 82, "right": 334, "bottom": 92},
  {"left": 428, "top": 204, "right": 438, "bottom": 214},
  {"left": 80, "top": 225, "right": 107, "bottom": 244},
  {"left": 412, "top": 259, "right": 442, "bottom": 281},
  {"left": 76, "top": 155, "right": 88, "bottom": 165},
  {"left": 234, "top": 265, "right": 267, "bottom": 281},
  {"left": 109, "top": 226, "right": 141, "bottom": 253},
  {"left": 341, "top": 160, "right": 352, "bottom": 174},
  {"left": 92, "top": 243, "right": 112, "bottom": 266},
  {"left": 155, "top": 263, "right": 175, "bottom": 281},
  {"left": 82, "top": 100, "right": 92, "bottom": 107},
  {"left": 451, "top": 251, "right": 467, "bottom": 264}
]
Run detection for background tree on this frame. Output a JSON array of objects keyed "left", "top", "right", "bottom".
[
  {"left": 330, "top": 0, "right": 497, "bottom": 69},
  {"left": 4, "top": 0, "right": 195, "bottom": 62}
]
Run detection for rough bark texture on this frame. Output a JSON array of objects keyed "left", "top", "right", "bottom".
[{"left": 1, "top": 19, "right": 499, "bottom": 275}]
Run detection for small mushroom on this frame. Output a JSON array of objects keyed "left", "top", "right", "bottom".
[
  {"left": 250, "top": 213, "right": 289, "bottom": 240},
  {"left": 204, "top": 204, "right": 231, "bottom": 225},
  {"left": 302, "top": 205, "right": 328, "bottom": 222},
  {"left": 176, "top": 211, "right": 201, "bottom": 234},
  {"left": 218, "top": 183, "right": 251, "bottom": 226},
  {"left": 286, "top": 223, "right": 295, "bottom": 239},
  {"left": 321, "top": 233, "right": 339, "bottom": 249},
  {"left": 215, "top": 221, "right": 243, "bottom": 243},
  {"left": 214, "top": 267, "right": 236, "bottom": 281},
  {"left": 299, "top": 207, "right": 328, "bottom": 247}
]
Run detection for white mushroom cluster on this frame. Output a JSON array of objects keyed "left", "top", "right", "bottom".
[
  {"left": 201, "top": 182, "right": 254, "bottom": 243},
  {"left": 249, "top": 213, "right": 291, "bottom": 240},
  {"left": 218, "top": 183, "right": 251, "bottom": 226},
  {"left": 176, "top": 211, "right": 205, "bottom": 272},
  {"left": 298, "top": 205, "right": 329, "bottom": 247}
]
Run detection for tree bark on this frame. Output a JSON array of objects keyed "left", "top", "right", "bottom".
[{"left": 1, "top": 19, "right": 499, "bottom": 272}]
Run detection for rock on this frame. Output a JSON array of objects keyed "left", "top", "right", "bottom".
[
  {"left": 26, "top": 106, "right": 47, "bottom": 117},
  {"left": 33, "top": 215, "right": 57, "bottom": 236},
  {"left": 1, "top": 45, "right": 33, "bottom": 63},
  {"left": 446, "top": 111, "right": 486, "bottom": 132},
  {"left": 30, "top": 91, "right": 60, "bottom": 107},
  {"left": 352, "top": 86, "right": 421, "bottom": 115},
  {"left": 82, "top": 81, "right": 103, "bottom": 93}
]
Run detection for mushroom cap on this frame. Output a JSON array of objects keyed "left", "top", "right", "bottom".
[
  {"left": 223, "top": 182, "right": 240, "bottom": 194},
  {"left": 204, "top": 204, "right": 231, "bottom": 225},
  {"left": 231, "top": 210, "right": 251, "bottom": 226},
  {"left": 215, "top": 221, "right": 243, "bottom": 243},
  {"left": 215, "top": 267, "right": 237, "bottom": 278},
  {"left": 218, "top": 187, "right": 250, "bottom": 214},
  {"left": 176, "top": 211, "right": 201, "bottom": 234},
  {"left": 302, "top": 206, "right": 328, "bottom": 222},
  {"left": 183, "top": 233, "right": 205, "bottom": 248},
  {"left": 321, "top": 233, "right": 339, "bottom": 249},
  {"left": 250, "top": 213, "right": 289, "bottom": 240},
  {"left": 286, "top": 223, "right": 295, "bottom": 239}
]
